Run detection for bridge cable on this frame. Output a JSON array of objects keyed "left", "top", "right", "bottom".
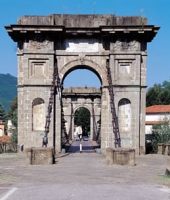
[
  {"left": 42, "top": 59, "right": 58, "bottom": 147},
  {"left": 106, "top": 59, "right": 121, "bottom": 148}
]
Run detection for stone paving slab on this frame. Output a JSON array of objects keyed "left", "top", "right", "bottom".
[
  {"left": 1, "top": 143, "right": 170, "bottom": 199},
  {"left": 68, "top": 139, "right": 98, "bottom": 153}
]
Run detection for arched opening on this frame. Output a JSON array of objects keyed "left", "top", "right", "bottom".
[
  {"left": 61, "top": 65, "right": 102, "bottom": 149},
  {"left": 63, "top": 68, "right": 101, "bottom": 88},
  {"left": 74, "top": 107, "right": 90, "bottom": 137},
  {"left": 118, "top": 98, "right": 131, "bottom": 132},
  {"left": 32, "top": 98, "right": 45, "bottom": 131},
  {"left": 118, "top": 98, "right": 132, "bottom": 147}
]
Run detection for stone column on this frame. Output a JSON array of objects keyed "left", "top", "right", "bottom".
[
  {"left": 55, "top": 94, "right": 61, "bottom": 153},
  {"left": 157, "top": 143, "right": 164, "bottom": 154},
  {"left": 140, "top": 52, "right": 147, "bottom": 154},
  {"left": 90, "top": 115, "right": 93, "bottom": 140},
  {"left": 100, "top": 87, "right": 110, "bottom": 154}
]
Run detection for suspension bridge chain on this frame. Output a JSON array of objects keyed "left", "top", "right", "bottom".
[
  {"left": 92, "top": 102, "right": 101, "bottom": 146},
  {"left": 61, "top": 105, "right": 70, "bottom": 147},
  {"left": 42, "top": 60, "right": 58, "bottom": 147},
  {"left": 106, "top": 60, "right": 121, "bottom": 148},
  {"left": 92, "top": 102, "right": 98, "bottom": 141},
  {"left": 68, "top": 102, "right": 73, "bottom": 140},
  {"left": 96, "top": 118, "right": 101, "bottom": 145}
]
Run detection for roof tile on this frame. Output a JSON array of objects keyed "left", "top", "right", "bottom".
[{"left": 146, "top": 105, "right": 170, "bottom": 113}]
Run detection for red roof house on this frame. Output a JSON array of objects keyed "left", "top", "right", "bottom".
[{"left": 145, "top": 105, "right": 170, "bottom": 134}]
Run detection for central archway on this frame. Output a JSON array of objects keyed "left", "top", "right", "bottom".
[
  {"left": 61, "top": 65, "right": 102, "bottom": 147},
  {"left": 59, "top": 59, "right": 107, "bottom": 87}
]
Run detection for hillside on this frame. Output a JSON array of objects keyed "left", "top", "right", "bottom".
[{"left": 0, "top": 74, "right": 17, "bottom": 111}]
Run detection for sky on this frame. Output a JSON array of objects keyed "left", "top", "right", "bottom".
[{"left": 0, "top": 0, "right": 169, "bottom": 89}]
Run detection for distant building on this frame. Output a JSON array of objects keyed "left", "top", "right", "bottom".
[
  {"left": 0, "top": 121, "right": 4, "bottom": 136},
  {"left": 7, "top": 120, "right": 15, "bottom": 137},
  {"left": 145, "top": 105, "right": 170, "bottom": 134}
]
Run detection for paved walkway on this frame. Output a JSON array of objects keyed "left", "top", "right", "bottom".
[
  {"left": 68, "top": 139, "right": 99, "bottom": 153},
  {"left": 1, "top": 143, "right": 170, "bottom": 199}
]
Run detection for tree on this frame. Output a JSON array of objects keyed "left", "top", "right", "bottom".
[
  {"left": 74, "top": 107, "right": 90, "bottom": 135},
  {"left": 146, "top": 83, "right": 170, "bottom": 106},
  {"left": 8, "top": 97, "right": 18, "bottom": 145},
  {"left": 146, "top": 87, "right": 159, "bottom": 106},
  {"left": 8, "top": 97, "right": 17, "bottom": 127},
  {"left": 159, "top": 90, "right": 170, "bottom": 105},
  {"left": 0, "top": 102, "right": 6, "bottom": 122},
  {"left": 162, "top": 80, "right": 170, "bottom": 90},
  {"left": 148, "top": 120, "right": 170, "bottom": 153}
]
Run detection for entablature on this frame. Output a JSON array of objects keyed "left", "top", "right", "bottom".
[{"left": 5, "top": 24, "right": 159, "bottom": 43}]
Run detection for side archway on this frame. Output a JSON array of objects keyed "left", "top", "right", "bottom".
[
  {"left": 118, "top": 98, "right": 132, "bottom": 132},
  {"left": 32, "top": 98, "right": 45, "bottom": 131}
]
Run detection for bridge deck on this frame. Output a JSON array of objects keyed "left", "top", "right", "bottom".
[{"left": 68, "top": 139, "right": 99, "bottom": 153}]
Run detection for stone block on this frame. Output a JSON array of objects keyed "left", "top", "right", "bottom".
[
  {"left": 25, "top": 147, "right": 32, "bottom": 164},
  {"left": 165, "top": 144, "right": 170, "bottom": 155},
  {"left": 165, "top": 158, "right": 170, "bottom": 175},
  {"left": 113, "top": 148, "right": 135, "bottom": 166},
  {"left": 106, "top": 147, "right": 114, "bottom": 165},
  {"left": 157, "top": 143, "right": 164, "bottom": 154},
  {"left": 26, "top": 147, "right": 54, "bottom": 165}
]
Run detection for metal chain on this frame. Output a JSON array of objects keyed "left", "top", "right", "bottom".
[{"left": 106, "top": 60, "right": 121, "bottom": 148}]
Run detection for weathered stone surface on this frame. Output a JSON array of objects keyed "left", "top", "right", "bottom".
[
  {"left": 62, "top": 87, "right": 101, "bottom": 140},
  {"left": 158, "top": 143, "right": 165, "bottom": 154},
  {"left": 26, "top": 147, "right": 54, "bottom": 165},
  {"left": 106, "top": 147, "right": 114, "bottom": 165},
  {"left": 113, "top": 148, "right": 135, "bottom": 166},
  {"left": 165, "top": 157, "right": 170, "bottom": 175},
  {"left": 18, "top": 15, "right": 148, "bottom": 27},
  {"left": 5, "top": 14, "right": 159, "bottom": 155}
]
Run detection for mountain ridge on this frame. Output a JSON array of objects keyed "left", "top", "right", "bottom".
[{"left": 0, "top": 74, "right": 17, "bottom": 111}]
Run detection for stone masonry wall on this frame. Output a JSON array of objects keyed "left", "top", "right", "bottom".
[{"left": 5, "top": 14, "right": 159, "bottom": 154}]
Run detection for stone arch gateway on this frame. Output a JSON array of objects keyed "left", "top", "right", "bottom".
[
  {"left": 62, "top": 87, "right": 101, "bottom": 141},
  {"left": 5, "top": 14, "right": 159, "bottom": 154}
]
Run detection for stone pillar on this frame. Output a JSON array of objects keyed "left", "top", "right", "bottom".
[
  {"left": 56, "top": 94, "right": 61, "bottom": 153},
  {"left": 164, "top": 144, "right": 170, "bottom": 155},
  {"left": 25, "top": 147, "right": 32, "bottom": 164},
  {"left": 140, "top": 88, "right": 147, "bottom": 154},
  {"left": 140, "top": 52, "right": 148, "bottom": 155},
  {"left": 157, "top": 143, "right": 164, "bottom": 154},
  {"left": 100, "top": 87, "right": 110, "bottom": 154},
  {"left": 90, "top": 115, "right": 93, "bottom": 140}
]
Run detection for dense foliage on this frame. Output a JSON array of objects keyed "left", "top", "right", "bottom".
[
  {"left": 146, "top": 81, "right": 170, "bottom": 107},
  {"left": 0, "top": 102, "right": 6, "bottom": 122},
  {"left": 0, "top": 74, "right": 17, "bottom": 111},
  {"left": 74, "top": 107, "right": 90, "bottom": 135},
  {"left": 8, "top": 97, "right": 18, "bottom": 145},
  {"left": 146, "top": 121, "right": 170, "bottom": 153}
]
